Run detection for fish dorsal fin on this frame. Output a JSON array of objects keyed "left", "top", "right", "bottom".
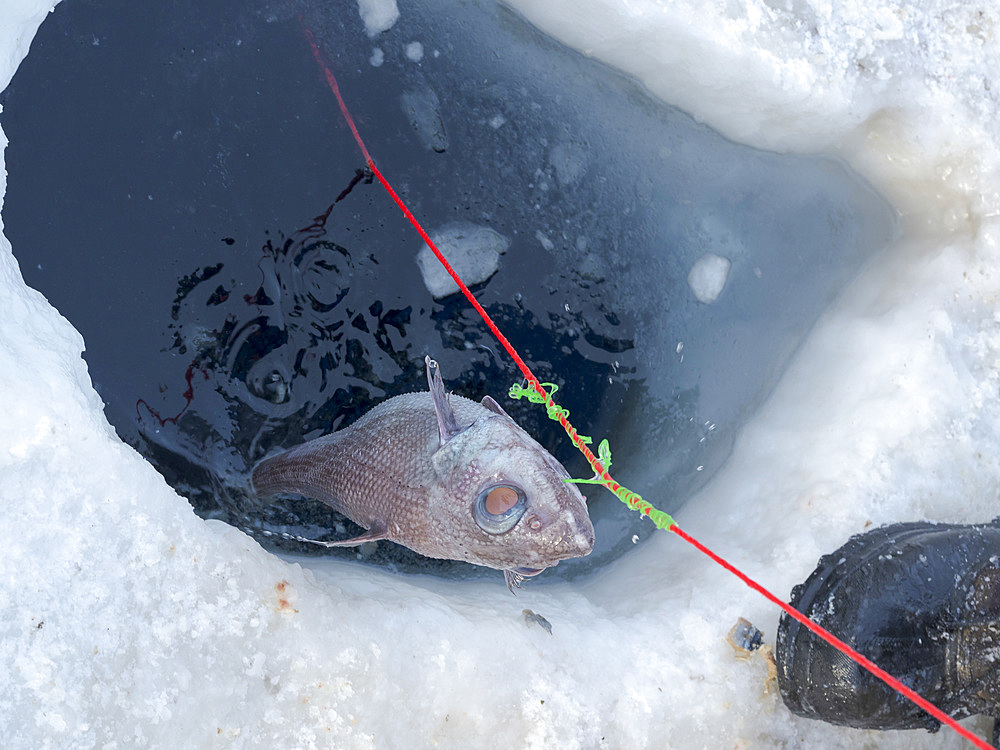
[
  {"left": 425, "top": 355, "right": 463, "bottom": 444},
  {"left": 481, "top": 394, "right": 513, "bottom": 421}
]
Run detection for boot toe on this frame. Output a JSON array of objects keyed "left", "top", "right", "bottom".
[{"left": 776, "top": 521, "right": 1000, "bottom": 731}]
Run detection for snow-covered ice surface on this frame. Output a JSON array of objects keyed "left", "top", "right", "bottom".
[{"left": 2, "top": 1, "right": 999, "bottom": 749}]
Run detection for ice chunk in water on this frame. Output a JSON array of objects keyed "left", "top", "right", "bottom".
[
  {"left": 688, "top": 252, "right": 732, "bottom": 303},
  {"left": 356, "top": 0, "right": 399, "bottom": 38},
  {"left": 416, "top": 223, "right": 510, "bottom": 299},
  {"left": 405, "top": 41, "right": 424, "bottom": 62},
  {"left": 549, "top": 140, "right": 587, "bottom": 186},
  {"left": 400, "top": 86, "right": 448, "bottom": 152}
]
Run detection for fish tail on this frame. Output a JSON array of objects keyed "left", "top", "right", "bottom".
[
  {"left": 251, "top": 433, "right": 350, "bottom": 505},
  {"left": 251, "top": 441, "right": 331, "bottom": 499},
  {"left": 251, "top": 452, "right": 304, "bottom": 498}
]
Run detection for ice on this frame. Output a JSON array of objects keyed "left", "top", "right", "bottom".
[
  {"left": 3, "top": 0, "right": 1000, "bottom": 748},
  {"left": 687, "top": 252, "right": 731, "bottom": 304},
  {"left": 548, "top": 140, "right": 587, "bottom": 186},
  {"left": 356, "top": 0, "right": 399, "bottom": 38},
  {"left": 416, "top": 222, "right": 510, "bottom": 299},
  {"left": 404, "top": 40, "right": 424, "bottom": 62},
  {"left": 534, "top": 229, "right": 554, "bottom": 252},
  {"left": 399, "top": 85, "right": 449, "bottom": 153}
]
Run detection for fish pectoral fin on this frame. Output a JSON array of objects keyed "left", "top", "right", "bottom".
[
  {"left": 504, "top": 569, "right": 525, "bottom": 594},
  {"left": 302, "top": 520, "right": 390, "bottom": 548},
  {"left": 504, "top": 566, "right": 546, "bottom": 594}
]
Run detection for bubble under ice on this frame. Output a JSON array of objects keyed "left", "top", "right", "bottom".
[{"left": 2, "top": 1, "right": 1000, "bottom": 749}]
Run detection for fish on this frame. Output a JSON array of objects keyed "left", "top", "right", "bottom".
[{"left": 251, "top": 356, "right": 595, "bottom": 592}]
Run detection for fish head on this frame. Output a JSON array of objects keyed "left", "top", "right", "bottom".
[{"left": 427, "top": 393, "right": 595, "bottom": 576}]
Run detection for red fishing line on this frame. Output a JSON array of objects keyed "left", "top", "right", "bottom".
[
  {"left": 670, "top": 524, "right": 994, "bottom": 749},
  {"left": 300, "top": 24, "right": 995, "bottom": 749}
]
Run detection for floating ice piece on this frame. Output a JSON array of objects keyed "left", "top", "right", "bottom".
[
  {"left": 416, "top": 222, "right": 510, "bottom": 298},
  {"left": 535, "top": 230, "right": 554, "bottom": 251},
  {"left": 400, "top": 86, "right": 448, "bottom": 152},
  {"left": 549, "top": 140, "right": 587, "bottom": 186},
  {"left": 356, "top": 0, "right": 399, "bottom": 38},
  {"left": 687, "top": 252, "right": 731, "bottom": 304},
  {"left": 405, "top": 41, "right": 424, "bottom": 62}
]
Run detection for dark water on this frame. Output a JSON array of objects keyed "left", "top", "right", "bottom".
[{"left": 0, "top": 0, "right": 897, "bottom": 582}]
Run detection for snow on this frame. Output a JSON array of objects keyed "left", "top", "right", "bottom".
[
  {"left": 687, "top": 252, "right": 732, "bottom": 304},
  {"left": 3, "top": 0, "right": 1000, "bottom": 748}
]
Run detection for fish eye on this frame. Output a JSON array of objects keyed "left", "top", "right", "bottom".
[{"left": 474, "top": 483, "right": 527, "bottom": 535}]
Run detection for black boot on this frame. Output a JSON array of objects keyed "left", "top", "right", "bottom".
[{"left": 775, "top": 520, "right": 1000, "bottom": 731}]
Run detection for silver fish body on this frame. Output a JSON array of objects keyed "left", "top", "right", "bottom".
[{"left": 252, "top": 357, "right": 595, "bottom": 590}]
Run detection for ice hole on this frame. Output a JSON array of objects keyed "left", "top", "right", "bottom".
[{"left": 0, "top": 0, "right": 895, "bottom": 583}]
